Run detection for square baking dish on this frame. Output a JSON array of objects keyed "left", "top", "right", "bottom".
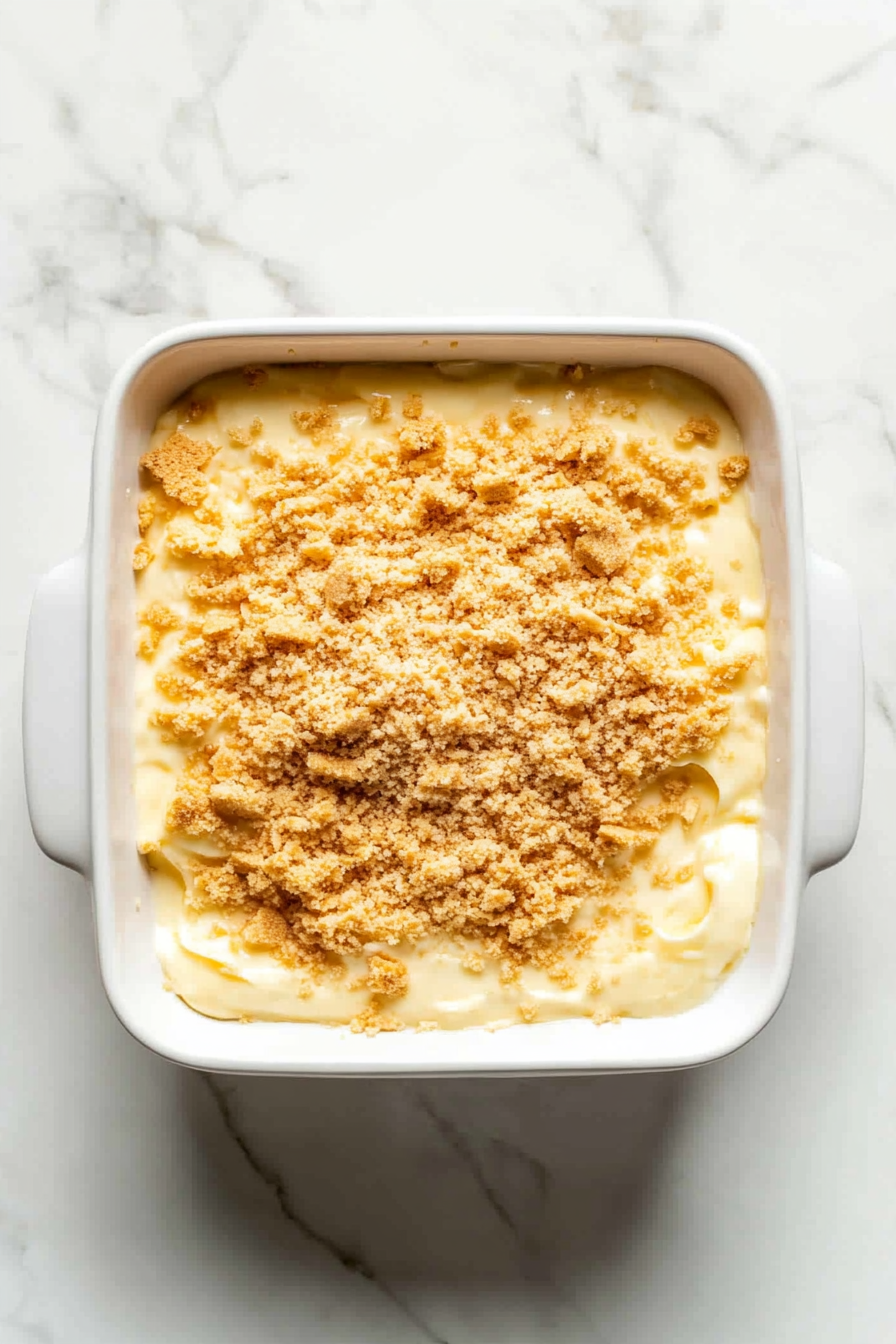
[{"left": 23, "top": 319, "right": 864, "bottom": 1076}]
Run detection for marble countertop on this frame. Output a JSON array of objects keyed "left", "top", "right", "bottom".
[{"left": 3, "top": 1, "right": 895, "bottom": 1340}]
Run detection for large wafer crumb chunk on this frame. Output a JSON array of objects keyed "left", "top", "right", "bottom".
[
  {"left": 292, "top": 406, "right": 333, "bottom": 436},
  {"left": 140, "top": 432, "right": 216, "bottom": 506},
  {"left": 263, "top": 615, "right": 320, "bottom": 646},
  {"left": 137, "top": 494, "right": 156, "bottom": 534},
  {"left": 674, "top": 416, "right": 720, "bottom": 447},
  {"left": 474, "top": 473, "right": 518, "bottom": 503},
  {"left": 242, "top": 907, "right": 289, "bottom": 948},
  {"left": 397, "top": 416, "right": 446, "bottom": 459},
  {"left": 366, "top": 954, "right": 409, "bottom": 998},
  {"left": 718, "top": 455, "right": 749, "bottom": 486},
  {"left": 573, "top": 514, "right": 633, "bottom": 577},
  {"left": 132, "top": 541, "right": 154, "bottom": 571},
  {"left": 209, "top": 780, "right": 268, "bottom": 821},
  {"left": 369, "top": 393, "right": 392, "bottom": 422}
]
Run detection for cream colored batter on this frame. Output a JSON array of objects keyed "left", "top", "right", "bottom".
[{"left": 134, "top": 363, "right": 766, "bottom": 1030}]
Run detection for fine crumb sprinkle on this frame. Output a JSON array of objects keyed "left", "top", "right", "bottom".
[
  {"left": 675, "top": 416, "right": 720, "bottom": 447},
  {"left": 138, "top": 368, "right": 759, "bottom": 1017},
  {"left": 243, "top": 366, "right": 268, "bottom": 388},
  {"left": 140, "top": 432, "right": 216, "bottom": 507},
  {"left": 548, "top": 963, "right": 577, "bottom": 989}
]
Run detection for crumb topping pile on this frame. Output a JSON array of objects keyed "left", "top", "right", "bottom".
[{"left": 136, "top": 368, "right": 752, "bottom": 993}]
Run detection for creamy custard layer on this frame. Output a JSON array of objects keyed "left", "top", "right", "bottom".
[{"left": 134, "top": 362, "right": 767, "bottom": 1031}]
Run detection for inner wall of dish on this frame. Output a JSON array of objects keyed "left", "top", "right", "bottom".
[{"left": 101, "top": 333, "right": 800, "bottom": 1070}]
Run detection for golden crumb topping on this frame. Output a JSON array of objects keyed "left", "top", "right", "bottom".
[
  {"left": 719, "top": 455, "right": 750, "bottom": 485},
  {"left": 366, "top": 953, "right": 409, "bottom": 998},
  {"left": 242, "top": 906, "right": 289, "bottom": 947},
  {"left": 292, "top": 405, "right": 333, "bottom": 437},
  {"left": 140, "top": 432, "right": 216, "bottom": 507},
  {"left": 350, "top": 1005, "right": 405, "bottom": 1035},
  {"left": 674, "top": 416, "right": 720, "bottom": 447},
  {"left": 137, "top": 494, "right": 157, "bottom": 535},
  {"left": 132, "top": 540, "right": 154, "bottom": 572},
  {"left": 368, "top": 394, "right": 391, "bottom": 422},
  {"left": 140, "top": 371, "right": 756, "bottom": 1001}
]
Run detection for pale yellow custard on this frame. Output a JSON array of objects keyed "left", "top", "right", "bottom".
[{"left": 133, "top": 363, "right": 766, "bottom": 1032}]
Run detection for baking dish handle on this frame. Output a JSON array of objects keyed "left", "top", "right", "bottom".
[
  {"left": 23, "top": 551, "right": 91, "bottom": 874},
  {"left": 805, "top": 551, "right": 864, "bottom": 876}
]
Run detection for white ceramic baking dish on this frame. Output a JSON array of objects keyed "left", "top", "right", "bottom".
[{"left": 23, "top": 319, "right": 864, "bottom": 1076}]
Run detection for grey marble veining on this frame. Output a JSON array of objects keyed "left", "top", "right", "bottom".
[{"left": 2, "top": 1, "right": 896, "bottom": 1340}]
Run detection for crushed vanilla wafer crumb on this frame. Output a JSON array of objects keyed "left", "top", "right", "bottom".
[
  {"left": 675, "top": 416, "right": 720, "bottom": 447},
  {"left": 292, "top": 406, "right": 333, "bottom": 436},
  {"left": 369, "top": 394, "right": 391, "bottom": 422},
  {"left": 140, "top": 432, "right": 216, "bottom": 507},
  {"left": 719, "top": 455, "right": 749, "bottom": 486},
  {"left": 133, "top": 541, "right": 154, "bottom": 571},
  {"left": 366, "top": 954, "right": 409, "bottom": 998},
  {"left": 137, "top": 494, "right": 156, "bottom": 535}
]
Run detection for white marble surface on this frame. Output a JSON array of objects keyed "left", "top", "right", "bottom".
[{"left": 2, "top": 0, "right": 895, "bottom": 1339}]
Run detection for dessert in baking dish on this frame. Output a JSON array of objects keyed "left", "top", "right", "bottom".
[{"left": 133, "top": 361, "right": 766, "bottom": 1031}]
